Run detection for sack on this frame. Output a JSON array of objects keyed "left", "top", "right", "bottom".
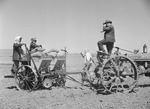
[
  {"left": 36, "top": 47, "right": 45, "bottom": 52},
  {"left": 31, "top": 47, "right": 45, "bottom": 54},
  {"left": 31, "top": 52, "right": 45, "bottom": 58},
  {"left": 57, "top": 51, "right": 65, "bottom": 57},
  {"left": 46, "top": 52, "right": 57, "bottom": 58},
  {"left": 46, "top": 49, "right": 59, "bottom": 53}
]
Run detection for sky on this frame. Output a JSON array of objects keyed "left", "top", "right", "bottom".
[{"left": 0, "top": 0, "right": 150, "bottom": 53}]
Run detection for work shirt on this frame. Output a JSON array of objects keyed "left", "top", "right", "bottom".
[
  {"left": 12, "top": 43, "right": 24, "bottom": 61},
  {"left": 29, "top": 42, "right": 41, "bottom": 51},
  {"left": 103, "top": 25, "right": 115, "bottom": 42},
  {"left": 84, "top": 52, "right": 92, "bottom": 64}
]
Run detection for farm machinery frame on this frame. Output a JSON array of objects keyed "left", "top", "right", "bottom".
[
  {"left": 14, "top": 45, "right": 67, "bottom": 91},
  {"left": 14, "top": 45, "right": 149, "bottom": 94}
]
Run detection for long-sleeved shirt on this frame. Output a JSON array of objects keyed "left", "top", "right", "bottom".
[
  {"left": 103, "top": 25, "right": 115, "bottom": 42},
  {"left": 12, "top": 43, "right": 24, "bottom": 61},
  {"left": 29, "top": 42, "right": 41, "bottom": 51},
  {"left": 84, "top": 52, "right": 92, "bottom": 64}
]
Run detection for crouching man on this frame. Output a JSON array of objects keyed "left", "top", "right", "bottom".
[
  {"left": 80, "top": 49, "right": 96, "bottom": 84},
  {"left": 81, "top": 49, "right": 93, "bottom": 71}
]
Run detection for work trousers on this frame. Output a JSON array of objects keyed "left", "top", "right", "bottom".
[
  {"left": 97, "top": 39, "right": 114, "bottom": 55},
  {"left": 11, "top": 60, "right": 20, "bottom": 74}
]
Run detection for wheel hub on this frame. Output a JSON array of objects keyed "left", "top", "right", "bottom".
[{"left": 42, "top": 78, "right": 53, "bottom": 89}]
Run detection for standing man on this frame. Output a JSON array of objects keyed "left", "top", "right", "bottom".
[
  {"left": 82, "top": 49, "right": 93, "bottom": 71},
  {"left": 97, "top": 20, "right": 115, "bottom": 55},
  {"left": 11, "top": 36, "right": 25, "bottom": 74}
]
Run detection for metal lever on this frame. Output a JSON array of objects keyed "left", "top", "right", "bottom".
[{"left": 61, "top": 49, "right": 68, "bottom": 53}]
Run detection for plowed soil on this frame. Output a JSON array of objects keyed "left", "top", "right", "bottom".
[{"left": 0, "top": 64, "right": 150, "bottom": 109}]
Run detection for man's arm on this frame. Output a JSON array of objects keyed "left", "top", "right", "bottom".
[
  {"left": 32, "top": 43, "right": 42, "bottom": 48},
  {"left": 80, "top": 52, "right": 85, "bottom": 58},
  {"left": 14, "top": 43, "right": 25, "bottom": 47}
]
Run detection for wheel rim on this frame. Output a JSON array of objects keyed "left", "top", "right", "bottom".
[
  {"left": 15, "top": 65, "right": 38, "bottom": 91},
  {"left": 42, "top": 78, "right": 53, "bottom": 89},
  {"left": 102, "top": 56, "right": 137, "bottom": 93}
]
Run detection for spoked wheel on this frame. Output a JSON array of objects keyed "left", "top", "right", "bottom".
[
  {"left": 15, "top": 65, "right": 38, "bottom": 92},
  {"left": 102, "top": 55, "right": 138, "bottom": 93}
]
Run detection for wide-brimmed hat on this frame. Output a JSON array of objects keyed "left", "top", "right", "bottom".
[
  {"left": 103, "top": 20, "right": 112, "bottom": 24},
  {"left": 31, "top": 38, "right": 37, "bottom": 41}
]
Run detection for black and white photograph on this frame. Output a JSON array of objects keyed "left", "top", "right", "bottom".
[{"left": 0, "top": 0, "right": 150, "bottom": 109}]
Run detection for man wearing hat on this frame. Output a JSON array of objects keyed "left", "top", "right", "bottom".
[
  {"left": 29, "top": 38, "right": 42, "bottom": 51},
  {"left": 97, "top": 20, "right": 115, "bottom": 55}
]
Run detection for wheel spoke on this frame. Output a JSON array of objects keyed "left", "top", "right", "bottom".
[
  {"left": 24, "top": 80, "right": 32, "bottom": 91},
  {"left": 27, "top": 75, "right": 36, "bottom": 80},
  {"left": 109, "top": 83, "right": 115, "bottom": 92},
  {"left": 120, "top": 82, "right": 125, "bottom": 92},
  {"left": 103, "top": 77, "right": 116, "bottom": 92},
  {"left": 120, "top": 76, "right": 131, "bottom": 90},
  {"left": 17, "top": 74, "right": 24, "bottom": 80},
  {"left": 27, "top": 80, "right": 34, "bottom": 86},
  {"left": 26, "top": 72, "right": 34, "bottom": 76},
  {"left": 27, "top": 78, "right": 36, "bottom": 82}
]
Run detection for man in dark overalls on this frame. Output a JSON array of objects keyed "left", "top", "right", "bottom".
[
  {"left": 11, "top": 36, "right": 25, "bottom": 74},
  {"left": 97, "top": 20, "right": 115, "bottom": 55}
]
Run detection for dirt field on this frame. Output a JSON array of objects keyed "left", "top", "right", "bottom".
[{"left": 0, "top": 64, "right": 150, "bottom": 109}]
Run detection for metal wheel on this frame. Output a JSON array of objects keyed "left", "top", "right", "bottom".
[
  {"left": 42, "top": 77, "right": 53, "bottom": 89},
  {"left": 102, "top": 55, "right": 138, "bottom": 93},
  {"left": 15, "top": 65, "right": 38, "bottom": 92}
]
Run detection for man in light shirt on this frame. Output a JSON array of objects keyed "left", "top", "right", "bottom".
[
  {"left": 81, "top": 49, "right": 99, "bottom": 84},
  {"left": 81, "top": 49, "right": 93, "bottom": 71}
]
